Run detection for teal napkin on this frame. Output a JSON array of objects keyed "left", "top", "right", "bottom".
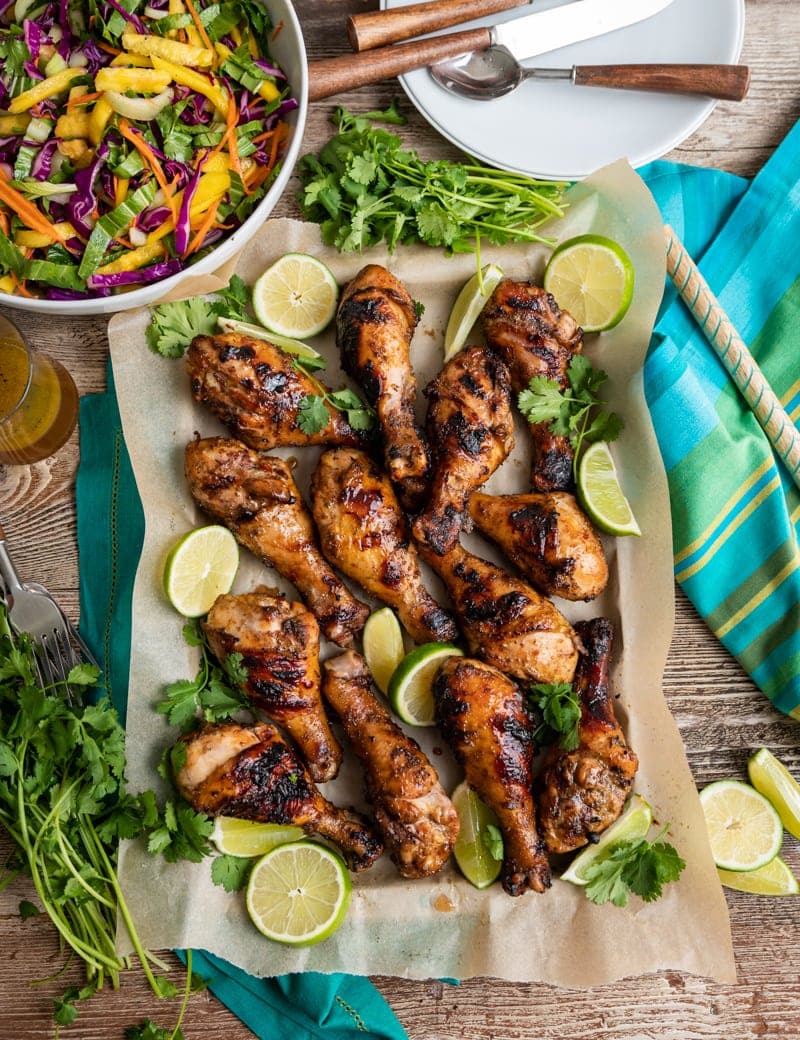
[
  {"left": 76, "top": 365, "right": 409, "bottom": 1040},
  {"left": 642, "top": 121, "right": 800, "bottom": 719}
]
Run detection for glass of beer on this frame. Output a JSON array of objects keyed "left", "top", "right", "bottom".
[{"left": 0, "top": 315, "right": 79, "bottom": 465}]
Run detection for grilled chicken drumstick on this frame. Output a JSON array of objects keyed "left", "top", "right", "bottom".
[
  {"left": 310, "top": 447, "right": 458, "bottom": 645},
  {"left": 413, "top": 345, "right": 515, "bottom": 557},
  {"left": 417, "top": 538, "right": 579, "bottom": 685},
  {"left": 323, "top": 651, "right": 459, "bottom": 879},
  {"left": 337, "top": 264, "right": 431, "bottom": 510},
  {"left": 434, "top": 657, "right": 550, "bottom": 896},
  {"left": 203, "top": 592, "right": 342, "bottom": 783},
  {"left": 482, "top": 281, "right": 583, "bottom": 491},
  {"left": 469, "top": 491, "right": 608, "bottom": 601},
  {"left": 186, "top": 437, "right": 369, "bottom": 646},
  {"left": 187, "top": 333, "right": 371, "bottom": 452},
  {"left": 176, "top": 721, "right": 382, "bottom": 872},
  {"left": 537, "top": 618, "right": 639, "bottom": 854}
]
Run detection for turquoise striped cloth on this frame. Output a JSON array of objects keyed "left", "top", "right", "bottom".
[{"left": 641, "top": 119, "right": 800, "bottom": 719}]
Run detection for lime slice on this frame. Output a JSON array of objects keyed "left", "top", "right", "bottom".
[
  {"left": 451, "top": 781, "right": 503, "bottom": 889},
  {"left": 246, "top": 841, "right": 351, "bottom": 946},
  {"left": 543, "top": 234, "right": 635, "bottom": 333},
  {"left": 444, "top": 263, "right": 504, "bottom": 362},
  {"left": 699, "top": 779, "right": 783, "bottom": 872},
  {"left": 386, "top": 642, "right": 464, "bottom": 727},
  {"left": 717, "top": 855, "right": 799, "bottom": 896},
  {"left": 561, "top": 793, "right": 653, "bottom": 886},
  {"left": 362, "top": 607, "right": 405, "bottom": 695},
  {"left": 747, "top": 747, "right": 800, "bottom": 840},
  {"left": 577, "top": 441, "right": 641, "bottom": 537},
  {"left": 252, "top": 253, "right": 339, "bottom": 339},
  {"left": 163, "top": 525, "right": 239, "bottom": 618},
  {"left": 211, "top": 817, "right": 305, "bottom": 858},
  {"left": 216, "top": 316, "right": 325, "bottom": 365}
]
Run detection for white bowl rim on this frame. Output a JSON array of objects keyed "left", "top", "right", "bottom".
[{"left": 0, "top": 0, "right": 308, "bottom": 317}]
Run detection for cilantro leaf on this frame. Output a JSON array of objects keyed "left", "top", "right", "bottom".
[
  {"left": 211, "top": 854, "right": 252, "bottom": 892},
  {"left": 530, "top": 683, "right": 581, "bottom": 751},
  {"left": 126, "top": 1017, "right": 184, "bottom": 1040},
  {"left": 146, "top": 297, "right": 217, "bottom": 358},
  {"left": 211, "top": 274, "right": 250, "bottom": 321},
  {"left": 583, "top": 831, "right": 686, "bottom": 907},
  {"left": 157, "top": 625, "right": 249, "bottom": 730},
  {"left": 18, "top": 899, "right": 40, "bottom": 919},
  {"left": 361, "top": 98, "right": 407, "bottom": 125},
  {"left": 297, "top": 394, "right": 329, "bottom": 435},
  {"left": 481, "top": 823, "right": 504, "bottom": 862}
]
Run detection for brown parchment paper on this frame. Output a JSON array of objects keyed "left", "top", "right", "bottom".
[{"left": 110, "top": 160, "right": 736, "bottom": 986}]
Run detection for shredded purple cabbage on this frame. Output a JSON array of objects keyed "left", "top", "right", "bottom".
[
  {"left": 68, "top": 141, "right": 109, "bottom": 238},
  {"left": 87, "top": 256, "right": 182, "bottom": 289},
  {"left": 31, "top": 138, "right": 60, "bottom": 179},
  {"left": 253, "top": 59, "right": 286, "bottom": 81},
  {"left": 79, "top": 38, "right": 106, "bottom": 75},
  {"left": 174, "top": 160, "right": 205, "bottom": 255},
  {"left": 23, "top": 20, "right": 42, "bottom": 62},
  {"left": 45, "top": 285, "right": 111, "bottom": 299},
  {"left": 136, "top": 204, "right": 171, "bottom": 233},
  {"left": 103, "top": 0, "right": 146, "bottom": 34}
]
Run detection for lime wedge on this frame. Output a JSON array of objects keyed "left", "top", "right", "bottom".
[
  {"left": 362, "top": 607, "right": 405, "bottom": 695},
  {"left": 444, "top": 263, "right": 504, "bottom": 361},
  {"left": 561, "top": 793, "right": 653, "bottom": 886},
  {"left": 216, "top": 316, "right": 325, "bottom": 365},
  {"left": 163, "top": 525, "right": 239, "bottom": 618},
  {"left": 717, "top": 855, "right": 799, "bottom": 896},
  {"left": 747, "top": 747, "right": 800, "bottom": 840},
  {"left": 246, "top": 841, "right": 351, "bottom": 946},
  {"left": 543, "top": 234, "right": 635, "bottom": 333},
  {"left": 211, "top": 817, "right": 305, "bottom": 858},
  {"left": 252, "top": 253, "right": 339, "bottom": 339},
  {"left": 451, "top": 781, "right": 503, "bottom": 890},
  {"left": 386, "top": 642, "right": 464, "bottom": 727},
  {"left": 577, "top": 441, "right": 641, "bottom": 537},
  {"left": 699, "top": 779, "right": 783, "bottom": 872}
]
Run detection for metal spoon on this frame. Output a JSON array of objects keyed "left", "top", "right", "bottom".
[{"left": 430, "top": 48, "right": 751, "bottom": 102}]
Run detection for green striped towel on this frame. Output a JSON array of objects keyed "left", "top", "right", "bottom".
[{"left": 642, "top": 118, "right": 800, "bottom": 719}]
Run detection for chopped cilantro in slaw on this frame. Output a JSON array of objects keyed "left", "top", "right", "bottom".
[{"left": 0, "top": 0, "right": 297, "bottom": 299}]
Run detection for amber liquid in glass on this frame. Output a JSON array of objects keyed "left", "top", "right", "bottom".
[{"left": 0, "top": 334, "right": 79, "bottom": 465}]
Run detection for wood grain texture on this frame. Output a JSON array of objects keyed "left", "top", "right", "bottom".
[
  {"left": 347, "top": 0, "right": 529, "bottom": 52},
  {"left": 574, "top": 63, "right": 751, "bottom": 101},
  {"left": 2, "top": 1, "right": 800, "bottom": 1037}
]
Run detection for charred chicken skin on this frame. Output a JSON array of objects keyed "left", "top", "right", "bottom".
[
  {"left": 187, "top": 333, "right": 371, "bottom": 452},
  {"left": 322, "top": 651, "right": 459, "bottom": 879},
  {"left": 433, "top": 657, "right": 550, "bottom": 895},
  {"left": 336, "top": 264, "right": 431, "bottom": 510},
  {"left": 417, "top": 538, "right": 579, "bottom": 686},
  {"left": 176, "top": 721, "right": 382, "bottom": 872},
  {"left": 310, "top": 447, "right": 458, "bottom": 645},
  {"left": 203, "top": 592, "right": 342, "bottom": 783},
  {"left": 186, "top": 437, "right": 369, "bottom": 646},
  {"left": 469, "top": 491, "right": 608, "bottom": 601},
  {"left": 413, "top": 345, "right": 515, "bottom": 557},
  {"left": 537, "top": 618, "right": 639, "bottom": 854},
  {"left": 482, "top": 281, "right": 583, "bottom": 491}
]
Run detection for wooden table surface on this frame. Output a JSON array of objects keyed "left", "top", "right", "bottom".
[{"left": 2, "top": 1, "right": 800, "bottom": 1037}]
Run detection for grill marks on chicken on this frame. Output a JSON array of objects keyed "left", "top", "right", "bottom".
[
  {"left": 482, "top": 281, "right": 583, "bottom": 491},
  {"left": 537, "top": 618, "right": 639, "bottom": 854},
  {"left": 323, "top": 651, "right": 459, "bottom": 879},
  {"left": 187, "top": 333, "right": 371, "bottom": 452},
  {"left": 418, "top": 538, "right": 579, "bottom": 686},
  {"left": 337, "top": 265, "right": 431, "bottom": 510},
  {"left": 310, "top": 447, "right": 458, "bottom": 645},
  {"left": 469, "top": 491, "right": 608, "bottom": 602},
  {"left": 203, "top": 592, "right": 342, "bottom": 783},
  {"left": 175, "top": 721, "right": 382, "bottom": 872},
  {"left": 413, "top": 345, "right": 515, "bottom": 557},
  {"left": 434, "top": 657, "right": 550, "bottom": 895},
  {"left": 185, "top": 437, "right": 369, "bottom": 646}
]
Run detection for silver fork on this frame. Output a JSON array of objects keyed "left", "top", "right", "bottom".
[{"left": 0, "top": 518, "right": 98, "bottom": 690}]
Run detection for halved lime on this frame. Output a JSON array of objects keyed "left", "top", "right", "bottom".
[
  {"left": 561, "top": 793, "right": 653, "bottom": 886},
  {"left": 246, "top": 841, "right": 351, "bottom": 946},
  {"left": 362, "top": 607, "right": 405, "bottom": 695},
  {"left": 216, "top": 316, "right": 325, "bottom": 365},
  {"left": 386, "top": 642, "right": 464, "bottom": 727},
  {"left": 699, "top": 779, "right": 783, "bottom": 872},
  {"left": 747, "top": 748, "right": 800, "bottom": 840},
  {"left": 211, "top": 816, "right": 305, "bottom": 858},
  {"left": 451, "top": 781, "right": 503, "bottom": 889},
  {"left": 717, "top": 855, "right": 799, "bottom": 896},
  {"left": 577, "top": 441, "right": 641, "bottom": 537},
  {"left": 444, "top": 263, "right": 504, "bottom": 362},
  {"left": 252, "top": 253, "right": 339, "bottom": 339},
  {"left": 543, "top": 234, "right": 635, "bottom": 333},
  {"left": 163, "top": 525, "right": 239, "bottom": 618}
]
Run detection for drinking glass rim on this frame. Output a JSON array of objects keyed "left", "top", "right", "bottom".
[{"left": 0, "top": 316, "right": 33, "bottom": 425}]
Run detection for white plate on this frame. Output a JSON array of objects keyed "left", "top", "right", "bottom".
[{"left": 383, "top": 0, "right": 745, "bottom": 180}]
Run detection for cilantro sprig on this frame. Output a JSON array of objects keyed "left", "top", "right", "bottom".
[
  {"left": 582, "top": 828, "right": 686, "bottom": 907},
  {"left": 530, "top": 682, "right": 581, "bottom": 751},
  {"left": 146, "top": 275, "right": 252, "bottom": 358},
  {"left": 517, "top": 355, "right": 623, "bottom": 476},
  {"left": 297, "top": 380, "right": 376, "bottom": 436}
]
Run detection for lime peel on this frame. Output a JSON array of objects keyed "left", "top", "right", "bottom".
[
  {"left": 163, "top": 525, "right": 239, "bottom": 618},
  {"left": 699, "top": 779, "right": 783, "bottom": 872},
  {"left": 543, "top": 233, "right": 634, "bottom": 333},
  {"left": 444, "top": 263, "right": 504, "bottom": 361},
  {"left": 451, "top": 781, "right": 503, "bottom": 890},
  {"left": 211, "top": 817, "right": 305, "bottom": 858},
  {"left": 216, "top": 316, "right": 324, "bottom": 362},
  {"left": 747, "top": 747, "right": 800, "bottom": 840},
  {"left": 577, "top": 441, "right": 641, "bottom": 537},
  {"left": 362, "top": 608, "right": 405, "bottom": 696},
  {"left": 252, "top": 253, "right": 339, "bottom": 339},
  {"left": 717, "top": 855, "right": 799, "bottom": 896},
  {"left": 561, "top": 793, "right": 653, "bottom": 886},
  {"left": 387, "top": 642, "right": 464, "bottom": 727}
]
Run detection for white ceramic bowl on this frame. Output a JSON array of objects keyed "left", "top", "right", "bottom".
[{"left": 0, "top": 0, "right": 307, "bottom": 316}]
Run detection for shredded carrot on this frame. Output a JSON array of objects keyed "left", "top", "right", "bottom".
[
  {"left": 206, "top": 88, "right": 238, "bottom": 166},
  {"left": 114, "top": 236, "right": 135, "bottom": 249},
  {"left": 186, "top": 199, "right": 219, "bottom": 255},
  {"left": 272, "top": 20, "right": 284, "bottom": 41},
  {"left": 252, "top": 129, "right": 277, "bottom": 145},
  {"left": 98, "top": 41, "right": 123, "bottom": 56},
  {"left": 10, "top": 272, "right": 34, "bottom": 297},
  {"left": 118, "top": 118, "right": 179, "bottom": 224},
  {"left": 67, "top": 90, "right": 103, "bottom": 109},
  {"left": 0, "top": 209, "right": 9, "bottom": 236},
  {"left": 185, "top": 0, "right": 215, "bottom": 59},
  {"left": 0, "top": 172, "right": 68, "bottom": 243}
]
